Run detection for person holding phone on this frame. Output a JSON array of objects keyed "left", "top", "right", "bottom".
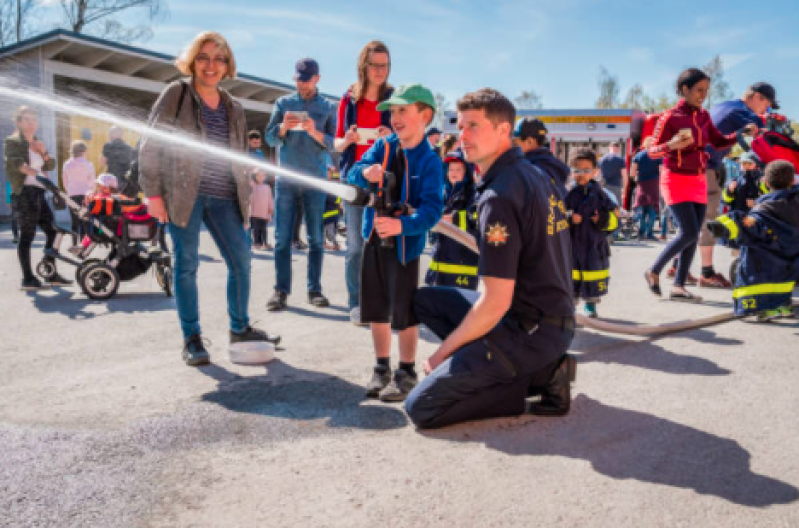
[
  {"left": 264, "top": 58, "right": 337, "bottom": 312},
  {"left": 334, "top": 40, "right": 394, "bottom": 325}
]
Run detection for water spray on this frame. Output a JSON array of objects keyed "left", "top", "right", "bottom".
[{"left": 0, "top": 83, "right": 359, "bottom": 202}]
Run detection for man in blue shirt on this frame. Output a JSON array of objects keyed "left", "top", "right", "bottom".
[
  {"left": 598, "top": 142, "right": 627, "bottom": 207},
  {"left": 265, "top": 58, "right": 337, "bottom": 311},
  {"left": 694, "top": 82, "right": 775, "bottom": 288}
]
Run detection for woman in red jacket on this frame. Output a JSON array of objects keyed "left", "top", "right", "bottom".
[{"left": 644, "top": 68, "right": 757, "bottom": 301}]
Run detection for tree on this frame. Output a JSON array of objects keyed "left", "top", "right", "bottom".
[
  {"left": 703, "top": 54, "right": 734, "bottom": 109},
  {"left": 0, "top": 0, "right": 36, "bottom": 47},
  {"left": 619, "top": 84, "right": 645, "bottom": 110},
  {"left": 59, "top": 0, "right": 167, "bottom": 44},
  {"left": 595, "top": 66, "right": 620, "bottom": 109},
  {"left": 432, "top": 92, "right": 451, "bottom": 130},
  {"left": 514, "top": 90, "right": 543, "bottom": 110}
]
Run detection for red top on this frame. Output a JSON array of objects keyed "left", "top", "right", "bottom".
[
  {"left": 336, "top": 97, "right": 383, "bottom": 161},
  {"left": 648, "top": 99, "right": 738, "bottom": 175}
]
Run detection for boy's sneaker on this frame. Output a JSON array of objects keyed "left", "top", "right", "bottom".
[
  {"left": 183, "top": 334, "right": 210, "bottom": 366},
  {"left": 48, "top": 273, "right": 73, "bottom": 286},
  {"left": 756, "top": 308, "right": 784, "bottom": 322},
  {"left": 267, "top": 291, "right": 288, "bottom": 312},
  {"left": 230, "top": 326, "right": 281, "bottom": 346},
  {"left": 308, "top": 291, "right": 330, "bottom": 308},
  {"left": 778, "top": 305, "right": 795, "bottom": 318},
  {"left": 350, "top": 307, "right": 369, "bottom": 327},
  {"left": 20, "top": 276, "right": 49, "bottom": 291},
  {"left": 583, "top": 302, "right": 598, "bottom": 319},
  {"left": 699, "top": 273, "right": 732, "bottom": 289},
  {"left": 365, "top": 366, "right": 392, "bottom": 399},
  {"left": 379, "top": 368, "right": 418, "bottom": 403}
]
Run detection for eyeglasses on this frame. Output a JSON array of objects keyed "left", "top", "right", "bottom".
[
  {"left": 367, "top": 62, "right": 390, "bottom": 71},
  {"left": 571, "top": 169, "right": 593, "bottom": 175},
  {"left": 195, "top": 55, "right": 229, "bottom": 66}
]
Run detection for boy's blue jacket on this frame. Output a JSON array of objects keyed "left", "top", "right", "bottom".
[
  {"left": 350, "top": 134, "right": 444, "bottom": 264},
  {"left": 718, "top": 186, "right": 799, "bottom": 315},
  {"left": 565, "top": 180, "right": 618, "bottom": 299}
]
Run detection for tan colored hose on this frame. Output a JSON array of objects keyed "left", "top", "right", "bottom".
[{"left": 429, "top": 221, "right": 786, "bottom": 337}]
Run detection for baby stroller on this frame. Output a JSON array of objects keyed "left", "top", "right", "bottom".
[{"left": 34, "top": 175, "right": 173, "bottom": 300}]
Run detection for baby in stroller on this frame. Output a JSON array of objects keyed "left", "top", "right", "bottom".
[{"left": 35, "top": 173, "right": 172, "bottom": 300}]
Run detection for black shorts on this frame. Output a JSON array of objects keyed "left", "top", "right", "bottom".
[{"left": 360, "top": 239, "right": 420, "bottom": 331}]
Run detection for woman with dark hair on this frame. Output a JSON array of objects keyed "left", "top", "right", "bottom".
[
  {"left": 334, "top": 40, "right": 394, "bottom": 325},
  {"left": 3, "top": 106, "right": 71, "bottom": 290},
  {"left": 644, "top": 68, "right": 757, "bottom": 301},
  {"left": 139, "top": 31, "right": 279, "bottom": 366}
]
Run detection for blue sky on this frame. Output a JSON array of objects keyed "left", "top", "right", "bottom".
[{"left": 44, "top": 0, "right": 799, "bottom": 117}]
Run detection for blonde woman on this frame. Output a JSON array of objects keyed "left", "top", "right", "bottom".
[
  {"left": 139, "top": 31, "right": 280, "bottom": 366},
  {"left": 62, "top": 139, "right": 96, "bottom": 245}
]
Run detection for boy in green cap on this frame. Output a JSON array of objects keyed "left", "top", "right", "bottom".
[{"left": 349, "top": 84, "right": 445, "bottom": 402}]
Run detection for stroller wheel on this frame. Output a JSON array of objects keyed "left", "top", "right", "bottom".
[
  {"left": 75, "top": 258, "right": 103, "bottom": 284},
  {"left": 36, "top": 260, "right": 57, "bottom": 281},
  {"left": 80, "top": 263, "right": 120, "bottom": 300},
  {"left": 156, "top": 264, "right": 173, "bottom": 297}
]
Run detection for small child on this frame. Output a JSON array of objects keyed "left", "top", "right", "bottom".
[
  {"left": 350, "top": 83, "right": 444, "bottom": 402},
  {"left": 722, "top": 151, "right": 764, "bottom": 217},
  {"left": 566, "top": 149, "right": 620, "bottom": 318},
  {"left": 425, "top": 149, "right": 479, "bottom": 289},
  {"left": 323, "top": 166, "right": 343, "bottom": 251},
  {"left": 709, "top": 160, "right": 799, "bottom": 321},
  {"left": 250, "top": 171, "right": 274, "bottom": 250}
]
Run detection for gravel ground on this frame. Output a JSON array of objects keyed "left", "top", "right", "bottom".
[{"left": 1, "top": 225, "right": 798, "bottom": 527}]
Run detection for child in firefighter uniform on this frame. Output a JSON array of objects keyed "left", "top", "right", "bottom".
[
  {"left": 565, "top": 149, "right": 620, "bottom": 318},
  {"left": 709, "top": 160, "right": 799, "bottom": 321},
  {"left": 722, "top": 152, "right": 765, "bottom": 251},
  {"left": 425, "top": 150, "right": 479, "bottom": 290}
]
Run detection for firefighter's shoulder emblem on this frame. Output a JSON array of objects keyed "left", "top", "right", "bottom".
[{"left": 486, "top": 222, "right": 509, "bottom": 246}]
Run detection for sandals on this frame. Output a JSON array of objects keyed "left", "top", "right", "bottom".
[
  {"left": 669, "top": 289, "right": 703, "bottom": 303},
  {"left": 644, "top": 271, "right": 661, "bottom": 297}
]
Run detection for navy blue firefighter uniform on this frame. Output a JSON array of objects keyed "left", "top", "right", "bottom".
[
  {"left": 713, "top": 186, "right": 799, "bottom": 315},
  {"left": 565, "top": 179, "right": 618, "bottom": 300},
  {"left": 425, "top": 151, "right": 479, "bottom": 290}
]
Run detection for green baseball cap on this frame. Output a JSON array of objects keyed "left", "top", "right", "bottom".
[{"left": 376, "top": 83, "right": 437, "bottom": 113}]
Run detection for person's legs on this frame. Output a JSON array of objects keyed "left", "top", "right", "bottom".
[
  {"left": 643, "top": 205, "right": 657, "bottom": 239},
  {"left": 302, "top": 189, "right": 325, "bottom": 294},
  {"left": 68, "top": 194, "right": 85, "bottom": 244},
  {"left": 273, "top": 183, "right": 297, "bottom": 295},
  {"left": 168, "top": 199, "right": 205, "bottom": 339},
  {"left": 414, "top": 286, "right": 481, "bottom": 340},
  {"left": 699, "top": 169, "right": 722, "bottom": 273},
  {"left": 203, "top": 196, "right": 252, "bottom": 335},
  {"left": 674, "top": 203, "right": 706, "bottom": 287},
  {"left": 651, "top": 202, "right": 704, "bottom": 277},
  {"left": 292, "top": 198, "right": 304, "bottom": 244},
  {"left": 344, "top": 204, "right": 365, "bottom": 309},
  {"left": 35, "top": 192, "right": 57, "bottom": 251},
  {"left": 17, "top": 187, "right": 40, "bottom": 280}
]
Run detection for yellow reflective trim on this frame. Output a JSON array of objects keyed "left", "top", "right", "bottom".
[
  {"left": 722, "top": 189, "right": 734, "bottom": 204},
  {"left": 733, "top": 282, "right": 796, "bottom": 299},
  {"left": 458, "top": 210, "right": 468, "bottom": 231},
  {"left": 603, "top": 212, "right": 619, "bottom": 232},
  {"left": 572, "top": 269, "right": 610, "bottom": 281},
  {"left": 717, "top": 214, "right": 739, "bottom": 241},
  {"left": 429, "top": 261, "right": 478, "bottom": 275},
  {"left": 760, "top": 181, "right": 769, "bottom": 194},
  {"left": 323, "top": 210, "right": 339, "bottom": 219}
]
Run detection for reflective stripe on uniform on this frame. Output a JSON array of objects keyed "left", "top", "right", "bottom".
[
  {"left": 733, "top": 281, "right": 796, "bottom": 299},
  {"left": 323, "top": 210, "right": 339, "bottom": 219},
  {"left": 603, "top": 211, "right": 619, "bottom": 232},
  {"left": 457, "top": 210, "right": 468, "bottom": 231},
  {"left": 717, "top": 214, "right": 739, "bottom": 241},
  {"left": 721, "top": 189, "right": 734, "bottom": 204},
  {"left": 572, "top": 269, "right": 610, "bottom": 281},
  {"left": 429, "top": 261, "right": 478, "bottom": 276}
]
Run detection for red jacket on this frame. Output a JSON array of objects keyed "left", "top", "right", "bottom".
[{"left": 649, "top": 99, "right": 738, "bottom": 175}]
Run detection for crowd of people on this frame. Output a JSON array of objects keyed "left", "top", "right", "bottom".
[{"left": 4, "top": 30, "right": 797, "bottom": 430}]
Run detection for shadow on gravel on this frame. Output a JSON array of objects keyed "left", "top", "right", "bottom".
[
  {"left": 28, "top": 289, "right": 174, "bottom": 319},
  {"left": 425, "top": 395, "right": 799, "bottom": 508},
  {"left": 199, "top": 360, "right": 408, "bottom": 430},
  {"left": 283, "top": 305, "right": 350, "bottom": 322},
  {"left": 571, "top": 332, "right": 732, "bottom": 376}
]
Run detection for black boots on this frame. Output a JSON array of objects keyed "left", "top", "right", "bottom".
[{"left": 530, "top": 354, "right": 576, "bottom": 416}]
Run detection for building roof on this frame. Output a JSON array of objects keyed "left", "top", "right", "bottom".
[{"left": 0, "top": 29, "right": 337, "bottom": 112}]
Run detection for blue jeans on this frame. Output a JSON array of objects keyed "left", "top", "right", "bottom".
[
  {"left": 169, "top": 195, "right": 251, "bottom": 339},
  {"left": 636, "top": 205, "right": 657, "bottom": 239},
  {"left": 274, "top": 182, "right": 325, "bottom": 294},
  {"left": 344, "top": 204, "right": 365, "bottom": 309}
]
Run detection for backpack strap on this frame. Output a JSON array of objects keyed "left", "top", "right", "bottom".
[{"left": 173, "top": 81, "right": 189, "bottom": 126}]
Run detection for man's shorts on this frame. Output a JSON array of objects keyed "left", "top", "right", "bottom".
[
  {"left": 699, "top": 169, "right": 722, "bottom": 247},
  {"left": 360, "top": 238, "right": 420, "bottom": 331}
]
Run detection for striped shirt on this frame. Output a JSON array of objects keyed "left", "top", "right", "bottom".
[{"left": 198, "top": 100, "right": 237, "bottom": 199}]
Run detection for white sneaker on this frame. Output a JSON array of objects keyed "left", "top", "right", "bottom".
[{"left": 350, "top": 306, "right": 369, "bottom": 327}]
